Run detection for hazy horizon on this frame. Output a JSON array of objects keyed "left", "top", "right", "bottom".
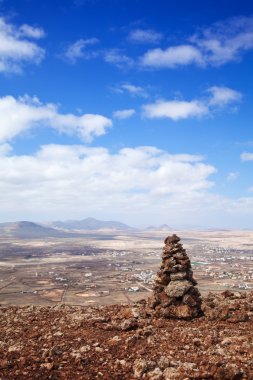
[{"left": 0, "top": 217, "right": 252, "bottom": 231}]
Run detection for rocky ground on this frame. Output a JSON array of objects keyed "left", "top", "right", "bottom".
[{"left": 0, "top": 291, "right": 252, "bottom": 380}]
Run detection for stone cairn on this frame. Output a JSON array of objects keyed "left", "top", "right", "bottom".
[{"left": 149, "top": 234, "right": 202, "bottom": 319}]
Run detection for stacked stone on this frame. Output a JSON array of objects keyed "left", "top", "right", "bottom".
[{"left": 149, "top": 234, "right": 202, "bottom": 319}]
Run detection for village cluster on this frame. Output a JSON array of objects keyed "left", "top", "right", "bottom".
[{"left": 0, "top": 234, "right": 252, "bottom": 306}]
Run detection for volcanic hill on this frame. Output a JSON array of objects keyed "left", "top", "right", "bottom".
[{"left": 0, "top": 235, "right": 252, "bottom": 380}]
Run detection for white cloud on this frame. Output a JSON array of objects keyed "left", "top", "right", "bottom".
[
  {"left": 104, "top": 49, "right": 133, "bottom": 68},
  {"left": 0, "top": 95, "right": 112, "bottom": 142},
  {"left": 207, "top": 86, "right": 242, "bottom": 107},
  {"left": 19, "top": 24, "right": 45, "bottom": 39},
  {"left": 113, "top": 83, "right": 148, "bottom": 98},
  {"left": 191, "top": 16, "right": 253, "bottom": 66},
  {"left": 223, "top": 197, "right": 253, "bottom": 216},
  {"left": 64, "top": 38, "right": 99, "bottom": 63},
  {"left": 113, "top": 109, "right": 135, "bottom": 119},
  {"left": 0, "top": 143, "right": 12, "bottom": 156},
  {"left": 128, "top": 28, "right": 163, "bottom": 44},
  {"left": 0, "top": 144, "right": 216, "bottom": 223},
  {"left": 143, "top": 100, "right": 208, "bottom": 120},
  {"left": 142, "top": 86, "right": 241, "bottom": 121},
  {"left": 0, "top": 17, "right": 45, "bottom": 73},
  {"left": 241, "top": 152, "right": 253, "bottom": 161},
  {"left": 140, "top": 16, "right": 253, "bottom": 69},
  {"left": 227, "top": 172, "right": 239, "bottom": 182},
  {"left": 141, "top": 45, "right": 204, "bottom": 68},
  {"left": 1, "top": 142, "right": 253, "bottom": 228}
]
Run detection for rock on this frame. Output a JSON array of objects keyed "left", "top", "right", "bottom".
[
  {"left": 163, "top": 367, "right": 182, "bottom": 380},
  {"left": 41, "top": 362, "right": 54, "bottom": 370},
  {"left": 183, "top": 287, "right": 201, "bottom": 307},
  {"left": 95, "top": 346, "right": 103, "bottom": 352},
  {"left": 170, "top": 272, "right": 188, "bottom": 281},
  {"left": 148, "top": 234, "right": 202, "bottom": 319},
  {"left": 164, "top": 303, "right": 200, "bottom": 319},
  {"left": 157, "top": 356, "right": 171, "bottom": 369},
  {"left": 116, "top": 359, "right": 127, "bottom": 367},
  {"left": 133, "top": 359, "right": 156, "bottom": 378},
  {"left": 79, "top": 345, "right": 91, "bottom": 352},
  {"left": 165, "top": 280, "right": 193, "bottom": 298},
  {"left": 120, "top": 318, "right": 139, "bottom": 331},
  {"left": 164, "top": 234, "right": 180, "bottom": 244},
  {"left": 133, "top": 359, "right": 148, "bottom": 378},
  {"left": 0, "top": 359, "right": 8, "bottom": 369},
  {"left": 147, "top": 367, "right": 163, "bottom": 379},
  {"left": 215, "top": 363, "right": 244, "bottom": 380}
]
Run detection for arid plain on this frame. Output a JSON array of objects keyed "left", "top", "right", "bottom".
[{"left": 0, "top": 229, "right": 253, "bottom": 307}]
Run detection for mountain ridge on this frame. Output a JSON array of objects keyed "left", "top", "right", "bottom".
[
  {"left": 49, "top": 217, "right": 135, "bottom": 231},
  {"left": 0, "top": 218, "right": 136, "bottom": 238},
  {"left": 0, "top": 221, "right": 69, "bottom": 238}
]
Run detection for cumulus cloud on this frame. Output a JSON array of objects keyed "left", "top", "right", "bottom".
[
  {"left": 140, "top": 16, "right": 253, "bottom": 69},
  {"left": 191, "top": 15, "right": 253, "bottom": 66},
  {"left": 104, "top": 49, "right": 133, "bottom": 68},
  {"left": 0, "top": 16, "right": 45, "bottom": 73},
  {"left": 0, "top": 95, "right": 112, "bottom": 142},
  {"left": 113, "top": 83, "right": 148, "bottom": 98},
  {"left": 141, "top": 45, "right": 204, "bottom": 68},
  {"left": 142, "top": 86, "right": 242, "bottom": 121},
  {"left": 1, "top": 142, "right": 253, "bottom": 227},
  {"left": 113, "top": 109, "right": 135, "bottom": 119},
  {"left": 241, "top": 152, "right": 253, "bottom": 161},
  {"left": 128, "top": 28, "right": 163, "bottom": 44},
  {"left": 19, "top": 24, "right": 45, "bottom": 39},
  {"left": 64, "top": 38, "right": 99, "bottom": 63},
  {"left": 143, "top": 100, "right": 208, "bottom": 120},
  {"left": 0, "top": 144, "right": 216, "bottom": 222},
  {"left": 0, "top": 143, "right": 12, "bottom": 156},
  {"left": 207, "top": 86, "right": 242, "bottom": 107}
]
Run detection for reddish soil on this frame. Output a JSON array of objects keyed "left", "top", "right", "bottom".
[{"left": 0, "top": 291, "right": 252, "bottom": 380}]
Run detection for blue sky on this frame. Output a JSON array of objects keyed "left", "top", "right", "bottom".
[{"left": 0, "top": 0, "right": 253, "bottom": 228}]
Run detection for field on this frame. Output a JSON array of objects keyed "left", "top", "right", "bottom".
[{"left": 0, "top": 230, "right": 253, "bottom": 306}]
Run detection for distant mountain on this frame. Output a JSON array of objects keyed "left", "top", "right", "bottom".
[
  {"left": 145, "top": 225, "right": 156, "bottom": 231},
  {"left": 0, "top": 221, "right": 68, "bottom": 239},
  {"left": 159, "top": 224, "right": 172, "bottom": 231},
  {"left": 145, "top": 224, "right": 172, "bottom": 231},
  {"left": 50, "top": 217, "right": 135, "bottom": 231}
]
